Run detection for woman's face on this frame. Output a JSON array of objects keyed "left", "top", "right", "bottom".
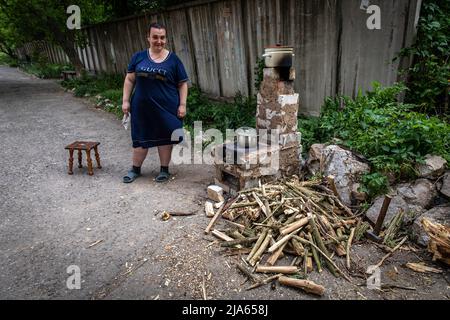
[{"left": 148, "top": 27, "right": 166, "bottom": 51}]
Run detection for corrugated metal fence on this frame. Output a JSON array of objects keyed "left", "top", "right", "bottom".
[{"left": 18, "top": 0, "right": 421, "bottom": 115}]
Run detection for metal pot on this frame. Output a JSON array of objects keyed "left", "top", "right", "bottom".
[
  {"left": 262, "top": 45, "right": 294, "bottom": 68},
  {"left": 236, "top": 127, "right": 258, "bottom": 149}
]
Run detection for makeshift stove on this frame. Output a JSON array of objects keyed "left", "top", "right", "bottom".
[{"left": 213, "top": 47, "right": 302, "bottom": 194}]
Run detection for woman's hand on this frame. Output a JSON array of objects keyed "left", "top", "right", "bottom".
[
  {"left": 122, "top": 101, "right": 131, "bottom": 115},
  {"left": 177, "top": 104, "right": 186, "bottom": 118}
]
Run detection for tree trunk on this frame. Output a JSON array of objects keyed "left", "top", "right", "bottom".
[{"left": 47, "top": 18, "right": 85, "bottom": 75}]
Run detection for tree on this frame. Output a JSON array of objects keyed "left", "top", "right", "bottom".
[{"left": 0, "top": 0, "right": 110, "bottom": 74}]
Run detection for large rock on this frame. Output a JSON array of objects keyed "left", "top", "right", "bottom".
[
  {"left": 320, "top": 145, "right": 370, "bottom": 206},
  {"left": 440, "top": 171, "right": 450, "bottom": 198},
  {"left": 366, "top": 179, "right": 437, "bottom": 227},
  {"left": 411, "top": 205, "right": 450, "bottom": 246},
  {"left": 396, "top": 179, "right": 437, "bottom": 209},
  {"left": 416, "top": 154, "right": 447, "bottom": 178},
  {"left": 366, "top": 195, "right": 411, "bottom": 228},
  {"left": 306, "top": 143, "right": 325, "bottom": 175}
]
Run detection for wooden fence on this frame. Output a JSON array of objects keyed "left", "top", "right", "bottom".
[{"left": 18, "top": 0, "right": 422, "bottom": 115}]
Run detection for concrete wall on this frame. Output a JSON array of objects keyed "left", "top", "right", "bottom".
[{"left": 19, "top": 0, "right": 421, "bottom": 115}]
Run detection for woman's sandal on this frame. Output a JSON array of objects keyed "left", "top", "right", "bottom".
[
  {"left": 123, "top": 170, "right": 141, "bottom": 183},
  {"left": 155, "top": 171, "right": 170, "bottom": 183}
]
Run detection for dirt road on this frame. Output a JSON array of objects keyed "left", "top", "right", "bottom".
[{"left": 0, "top": 66, "right": 447, "bottom": 300}]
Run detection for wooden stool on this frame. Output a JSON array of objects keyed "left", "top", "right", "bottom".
[{"left": 65, "top": 141, "right": 101, "bottom": 175}]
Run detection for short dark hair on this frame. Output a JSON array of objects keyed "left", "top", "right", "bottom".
[{"left": 148, "top": 22, "right": 166, "bottom": 34}]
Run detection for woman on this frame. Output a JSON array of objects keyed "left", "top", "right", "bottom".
[{"left": 122, "top": 22, "right": 189, "bottom": 183}]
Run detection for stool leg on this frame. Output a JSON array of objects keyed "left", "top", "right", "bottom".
[
  {"left": 94, "top": 146, "right": 102, "bottom": 169},
  {"left": 86, "top": 149, "right": 94, "bottom": 175},
  {"left": 78, "top": 150, "right": 82, "bottom": 168},
  {"left": 68, "top": 149, "right": 74, "bottom": 175}
]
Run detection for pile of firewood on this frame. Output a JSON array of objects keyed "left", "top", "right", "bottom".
[{"left": 205, "top": 176, "right": 369, "bottom": 296}]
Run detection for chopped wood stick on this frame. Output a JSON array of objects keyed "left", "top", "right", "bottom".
[
  {"left": 229, "top": 201, "right": 257, "bottom": 209},
  {"left": 267, "top": 241, "right": 288, "bottom": 266},
  {"left": 381, "top": 284, "right": 416, "bottom": 291},
  {"left": 223, "top": 219, "right": 246, "bottom": 231},
  {"left": 291, "top": 238, "right": 305, "bottom": 256},
  {"left": 204, "top": 201, "right": 226, "bottom": 234},
  {"left": 246, "top": 229, "right": 268, "bottom": 263},
  {"left": 249, "top": 232, "right": 272, "bottom": 266},
  {"left": 306, "top": 255, "right": 313, "bottom": 273},
  {"left": 87, "top": 239, "right": 103, "bottom": 248},
  {"left": 229, "top": 230, "right": 246, "bottom": 240},
  {"left": 405, "top": 262, "right": 443, "bottom": 274},
  {"left": 278, "top": 276, "right": 325, "bottom": 296},
  {"left": 211, "top": 229, "right": 234, "bottom": 241},
  {"left": 256, "top": 265, "right": 299, "bottom": 274},
  {"left": 252, "top": 192, "right": 268, "bottom": 217},
  {"left": 308, "top": 214, "right": 338, "bottom": 277},
  {"left": 268, "top": 234, "right": 294, "bottom": 253},
  {"left": 246, "top": 274, "right": 283, "bottom": 291},
  {"left": 373, "top": 236, "right": 408, "bottom": 269},
  {"left": 326, "top": 175, "right": 341, "bottom": 200},
  {"left": 293, "top": 235, "right": 351, "bottom": 282},
  {"left": 279, "top": 217, "right": 309, "bottom": 236},
  {"left": 252, "top": 223, "right": 279, "bottom": 229},
  {"left": 304, "top": 247, "right": 309, "bottom": 275},
  {"left": 168, "top": 211, "right": 196, "bottom": 216},
  {"left": 236, "top": 263, "right": 260, "bottom": 282},
  {"left": 220, "top": 236, "right": 259, "bottom": 248},
  {"left": 307, "top": 233, "right": 322, "bottom": 273},
  {"left": 346, "top": 227, "right": 356, "bottom": 269}
]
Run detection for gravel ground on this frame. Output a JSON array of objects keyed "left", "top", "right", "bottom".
[{"left": 0, "top": 66, "right": 448, "bottom": 301}]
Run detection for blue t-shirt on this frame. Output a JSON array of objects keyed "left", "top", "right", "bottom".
[{"left": 127, "top": 50, "right": 188, "bottom": 148}]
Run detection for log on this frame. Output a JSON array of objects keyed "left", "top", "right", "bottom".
[
  {"left": 278, "top": 276, "right": 325, "bottom": 296},
  {"left": 256, "top": 265, "right": 298, "bottom": 274}
]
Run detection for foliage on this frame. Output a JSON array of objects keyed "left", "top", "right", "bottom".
[
  {"left": 61, "top": 73, "right": 123, "bottom": 96},
  {"left": 184, "top": 86, "right": 256, "bottom": 135},
  {"left": 398, "top": 0, "right": 450, "bottom": 115},
  {"left": 0, "top": 52, "right": 18, "bottom": 67},
  {"left": 0, "top": 0, "right": 112, "bottom": 71},
  {"left": 60, "top": 73, "right": 124, "bottom": 118},
  {"left": 298, "top": 82, "right": 450, "bottom": 198},
  {"left": 254, "top": 58, "right": 265, "bottom": 91},
  {"left": 19, "top": 62, "right": 73, "bottom": 79}
]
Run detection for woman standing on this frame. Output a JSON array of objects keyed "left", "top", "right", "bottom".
[{"left": 122, "top": 22, "right": 188, "bottom": 183}]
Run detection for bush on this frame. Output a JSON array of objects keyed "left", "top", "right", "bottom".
[
  {"left": 184, "top": 86, "right": 256, "bottom": 135},
  {"left": 398, "top": 1, "right": 450, "bottom": 115},
  {"left": 0, "top": 53, "right": 18, "bottom": 67},
  {"left": 20, "top": 62, "right": 73, "bottom": 79},
  {"left": 298, "top": 82, "right": 450, "bottom": 197}
]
